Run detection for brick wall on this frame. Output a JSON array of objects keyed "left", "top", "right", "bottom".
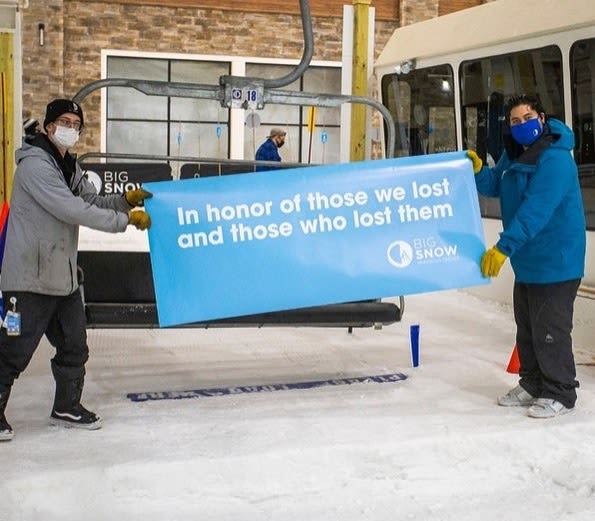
[
  {"left": 21, "top": 1, "right": 65, "bottom": 124},
  {"left": 439, "top": 0, "right": 484, "bottom": 16},
  {"left": 401, "top": 0, "right": 439, "bottom": 26},
  {"left": 98, "top": 0, "right": 400, "bottom": 20},
  {"left": 21, "top": 0, "right": 486, "bottom": 153},
  {"left": 400, "top": 0, "right": 484, "bottom": 26}
]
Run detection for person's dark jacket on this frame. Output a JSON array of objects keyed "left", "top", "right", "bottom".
[{"left": 255, "top": 138, "right": 281, "bottom": 171}]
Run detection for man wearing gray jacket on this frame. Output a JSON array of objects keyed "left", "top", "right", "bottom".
[{"left": 0, "top": 99, "right": 152, "bottom": 441}]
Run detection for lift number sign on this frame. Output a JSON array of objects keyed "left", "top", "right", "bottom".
[
  {"left": 231, "top": 88, "right": 257, "bottom": 106},
  {"left": 246, "top": 89, "right": 258, "bottom": 102},
  {"left": 229, "top": 86, "right": 263, "bottom": 109}
]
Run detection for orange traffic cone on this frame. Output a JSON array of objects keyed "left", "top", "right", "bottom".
[{"left": 506, "top": 344, "right": 520, "bottom": 374}]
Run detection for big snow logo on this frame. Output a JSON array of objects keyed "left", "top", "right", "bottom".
[
  {"left": 386, "top": 240, "right": 413, "bottom": 268},
  {"left": 387, "top": 236, "right": 459, "bottom": 269}
]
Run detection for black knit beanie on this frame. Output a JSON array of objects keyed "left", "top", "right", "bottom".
[{"left": 43, "top": 99, "right": 84, "bottom": 130}]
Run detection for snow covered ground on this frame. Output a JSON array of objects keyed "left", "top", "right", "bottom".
[{"left": 1, "top": 289, "right": 595, "bottom": 521}]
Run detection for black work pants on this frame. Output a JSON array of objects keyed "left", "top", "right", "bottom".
[
  {"left": 514, "top": 279, "right": 580, "bottom": 409},
  {"left": 0, "top": 290, "right": 89, "bottom": 392}
]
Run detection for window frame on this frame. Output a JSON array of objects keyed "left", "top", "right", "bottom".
[{"left": 101, "top": 49, "right": 342, "bottom": 164}]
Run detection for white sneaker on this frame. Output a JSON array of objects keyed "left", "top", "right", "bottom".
[
  {"left": 497, "top": 385, "right": 536, "bottom": 407},
  {"left": 527, "top": 398, "right": 574, "bottom": 419},
  {"left": 0, "top": 416, "right": 13, "bottom": 441}
]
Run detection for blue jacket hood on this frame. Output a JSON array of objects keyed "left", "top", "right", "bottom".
[{"left": 546, "top": 118, "right": 575, "bottom": 152}]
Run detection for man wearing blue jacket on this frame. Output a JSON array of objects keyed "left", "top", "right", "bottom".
[
  {"left": 468, "top": 94, "right": 586, "bottom": 418},
  {"left": 255, "top": 128, "right": 286, "bottom": 171},
  {"left": 0, "top": 99, "right": 152, "bottom": 441}
]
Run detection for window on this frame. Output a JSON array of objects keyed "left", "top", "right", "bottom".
[
  {"left": 381, "top": 65, "right": 456, "bottom": 158},
  {"left": 244, "top": 63, "right": 341, "bottom": 164},
  {"left": 460, "top": 45, "right": 564, "bottom": 219},
  {"left": 105, "top": 54, "right": 341, "bottom": 168},
  {"left": 106, "top": 57, "right": 230, "bottom": 163},
  {"left": 461, "top": 45, "right": 564, "bottom": 164},
  {"left": 571, "top": 38, "right": 595, "bottom": 229}
]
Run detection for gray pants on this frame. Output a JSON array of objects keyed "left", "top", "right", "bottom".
[
  {"left": 514, "top": 279, "right": 580, "bottom": 409},
  {"left": 0, "top": 290, "right": 89, "bottom": 392}
]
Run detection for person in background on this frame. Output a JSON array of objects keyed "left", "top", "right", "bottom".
[
  {"left": 467, "top": 94, "right": 586, "bottom": 419},
  {"left": 0, "top": 99, "right": 153, "bottom": 441},
  {"left": 255, "top": 127, "right": 286, "bottom": 171},
  {"left": 23, "top": 118, "right": 41, "bottom": 138}
]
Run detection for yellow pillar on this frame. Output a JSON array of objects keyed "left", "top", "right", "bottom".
[
  {"left": 350, "top": 0, "right": 371, "bottom": 162},
  {"left": 0, "top": 33, "right": 15, "bottom": 202}
]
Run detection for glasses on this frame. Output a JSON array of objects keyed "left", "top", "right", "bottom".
[{"left": 55, "top": 117, "right": 82, "bottom": 131}]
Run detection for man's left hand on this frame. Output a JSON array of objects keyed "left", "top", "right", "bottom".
[
  {"left": 128, "top": 210, "right": 151, "bottom": 230},
  {"left": 125, "top": 187, "right": 153, "bottom": 207}
]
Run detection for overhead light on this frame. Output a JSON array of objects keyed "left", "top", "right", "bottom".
[
  {"left": 441, "top": 79, "right": 451, "bottom": 92},
  {"left": 394, "top": 59, "right": 416, "bottom": 75}
]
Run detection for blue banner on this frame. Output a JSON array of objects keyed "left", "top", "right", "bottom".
[{"left": 145, "top": 151, "right": 488, "bottom": 327}]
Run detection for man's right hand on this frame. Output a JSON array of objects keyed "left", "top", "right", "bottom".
[
  {"left": 128, "top": 210, "right": 151, "bottom": 230},
  {"left": 480, "top": 246, "right": 507, "bottom": 277}
]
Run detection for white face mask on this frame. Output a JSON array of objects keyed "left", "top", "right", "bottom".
[{"left": 51, "top": 125, "right": 79, "bottom": 149}]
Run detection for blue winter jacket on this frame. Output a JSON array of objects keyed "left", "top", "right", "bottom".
[
  {"left": 255, "top": 138, "right": 281, "bottom": 171},
  {"left": 474, "top": 118, "right": 586, "bottom": 284}
]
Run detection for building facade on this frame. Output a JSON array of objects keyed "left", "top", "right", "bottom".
[{"left": 1, "top": 0, "right": 486, "bottom": 195}]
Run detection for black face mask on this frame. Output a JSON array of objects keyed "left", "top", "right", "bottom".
[{"left": 277, "top": 139, "right": 285, "bottom": 149}]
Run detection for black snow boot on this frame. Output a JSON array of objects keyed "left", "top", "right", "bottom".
[
  {"left": 49, "top": 361, "right": 102, "bottom": 430},
  {"left": 0, "top": 386, "right": 14, "bottom": 441}
]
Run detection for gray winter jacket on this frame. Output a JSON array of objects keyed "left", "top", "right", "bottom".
[{"left": 1, "top": 141, "right": 130, "bottom": 295}]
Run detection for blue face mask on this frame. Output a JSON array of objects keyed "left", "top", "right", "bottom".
[{"left": 510, "top": 117, "right": 543, "bottom": 146}]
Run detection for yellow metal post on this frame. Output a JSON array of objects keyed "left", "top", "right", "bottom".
[
  {"left": 0, "top": 33, "right": 15, "bottom": 201},
  {"left": 307, "top": 106, "right": 317, "bottom": 163},
  {"left": 350, "top": 0, "right": 371, "bottom": 162}
]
